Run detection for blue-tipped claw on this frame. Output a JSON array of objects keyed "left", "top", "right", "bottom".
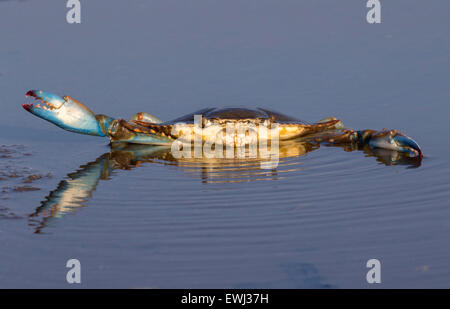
[
  {"left": 392, "top": 133, "right": 423, "bottom": 158},
  {"left": 369, "top": 130, "right": 423, "bottom": 159},
  {"left": 23, "top": 90, "right": 106, "bottom": 137}
]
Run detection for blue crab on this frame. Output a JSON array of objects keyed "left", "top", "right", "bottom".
[{"left": 23, "top": 90, "right": 422, "bottom": 159}]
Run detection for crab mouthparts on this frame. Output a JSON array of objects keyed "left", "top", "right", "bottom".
[{"left": 24, "top": 90, "right": 61, "bottom": 111}]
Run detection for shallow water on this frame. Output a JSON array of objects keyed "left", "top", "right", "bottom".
[{"left": 0, "top": 0, "right": 449, "bottom": 288}]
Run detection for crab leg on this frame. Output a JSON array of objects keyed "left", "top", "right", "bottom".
[{"left": 308, "top": 128, "right": 423, "bottom": 158}]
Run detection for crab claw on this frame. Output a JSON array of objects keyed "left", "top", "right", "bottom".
[
  {"left": 369, "top": 130, "right": 423, "bottom": 159},
  {"left": 23, "top": 90, "right": 106, "bottom": 137}
]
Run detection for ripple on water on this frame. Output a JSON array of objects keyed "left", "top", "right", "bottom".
[{"left": 3, "top": 141, "right": 449, "bottom": 288}]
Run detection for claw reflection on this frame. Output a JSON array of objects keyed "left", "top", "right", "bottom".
[{"left": 28, "top": 142, "right": 421, "bottom": 233}]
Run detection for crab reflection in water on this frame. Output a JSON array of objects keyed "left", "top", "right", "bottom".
[{"left": 28, "top": 141, "right": 420, "bottom": 234}]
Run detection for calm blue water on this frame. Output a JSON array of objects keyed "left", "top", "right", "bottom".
[{"left": 0, "top": 0, "right": 449, "bottom": 288}]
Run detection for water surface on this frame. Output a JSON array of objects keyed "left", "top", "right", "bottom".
[{"left": 0, "top": 0, "right": 449, "bottom": 288}]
